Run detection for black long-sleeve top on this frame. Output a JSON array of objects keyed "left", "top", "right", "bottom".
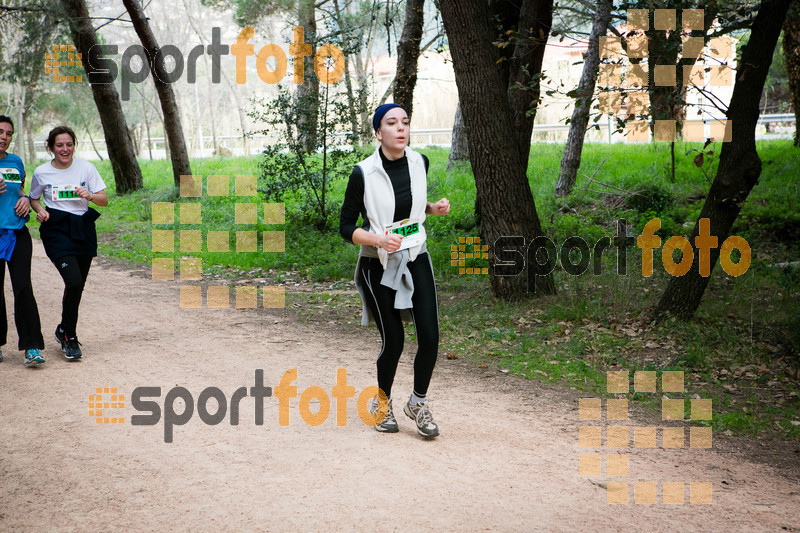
[{"left": 339, "top": 148, "right": 429, "bottom": 243}]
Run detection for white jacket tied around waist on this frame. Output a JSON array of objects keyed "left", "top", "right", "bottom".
[{"left": 354, "top": 146, "right": 429, "bottom": 325}]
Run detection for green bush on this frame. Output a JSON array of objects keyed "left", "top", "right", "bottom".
[{"left": 625, "top": 183, "right": 673, "bottom": 213}]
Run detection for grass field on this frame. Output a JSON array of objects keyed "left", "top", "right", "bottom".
[{"left": 41, "top": 139, "right": 799, "bottom": 438}]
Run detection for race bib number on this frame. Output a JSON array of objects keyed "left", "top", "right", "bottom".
[
  {"left": 50, "top": 185, "right": 80, "bottom": 201},
  {"left": 0, "top": 168, "right": 22, "bottom": 184},
  {"left": 384, "top": 218, "right": 425, "bottom": 252}
]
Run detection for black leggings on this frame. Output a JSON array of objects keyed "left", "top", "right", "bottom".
[
  {"left": 52, "top": 255, "right": 92, "bottom": 338},
  {"left": 0, "top": 226, "right": 44, "bottom": 350},
  {"left": 359, "top": 252, "right": 439, "bottom": 400}
]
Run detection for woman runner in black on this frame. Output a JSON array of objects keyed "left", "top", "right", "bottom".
[
  {"left": 0, "top": 115, "right": 45, "bottom": 366},
  {"left": 340, "top": 103, "right": 450, "bottom": 438}
]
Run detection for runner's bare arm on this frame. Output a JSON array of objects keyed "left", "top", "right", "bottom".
[
  {"left": 76, "top": 188, "right": 108, "bottom": 207},
  {"left": 352, "top": 227, "right": 403, "bottom": 253},
  {"left": 31, "top": 197, "right": 49, "bottom": 222}
]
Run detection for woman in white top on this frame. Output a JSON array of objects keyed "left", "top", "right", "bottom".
[
  {"left": 30, "top": 126, "right": 108, "bottom": 360},
  {"left": 340, "top": 104, "right": 450, "bottom": 438}
]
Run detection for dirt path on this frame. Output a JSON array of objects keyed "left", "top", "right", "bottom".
[{"left": 0, "top": 241, "right": 798, "bottom": 532}]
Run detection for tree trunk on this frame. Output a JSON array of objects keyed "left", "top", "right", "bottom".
[
  {"left": 505, "top": 0, "right": 553, "bottom": 166},
  {"left": 440, "top": 0, "right": 556, "bottom": 299},
  {"left": 162, "top": 117, "right": 171, "bottom": 161},
  {"left": 17, "top": 91, "right": 27, "bottom": 163},
  {"left": 60, "top": 0, "right": 142, "bottom": 193},
  {"left": 331, "top": 0, "right": 364, "bottom": 146},
  {"left": 20, "top": 86, "right": 37, "bottom": 162},
  {"left": 447, "top": 100, "right": 469, "bottom": 170},
  {"left": 85, "top": 129, "right": 103, "bottom": 160},
  {"left": 653, "top": 0, "right": 794, "bottom": 320},
  {"left": 353, "top": 53, "right": 371, "bottom": 133},
  {"left": 393, "top": 0, "right": 425, "bottom": 117},
  {"left": 130, "top": 125, "right": 140, "bottom": 156},
  {"left": 75, "top": 101, "right": 104, "bottom": 160},
  {"left": 646, "top": 13, "right": 683, "bottom": 129},
  {"left": 142, "top": 97, "right": 153, "bottom": 160},
  {"left": 18, "top": 87, "right": 29, "bottom": 162},
  {"left": 182, "top": 0, "right": 249, "bottom": 155},
  {"left": 554, "top": 0, "right": 612, "bottom": 197},
  {"left": 342, "top": 58, "right": 363, "bottom": 145},
  {"left": 24, "top": 111, "right": 35, "bottom": 161},
  {"left": 198, "top": 43, "right": 219, "bottom": 156},
  {"left": 784, "top": 2, "right": 800, "bottom": 147},
  {"left": 296, "top": 0, "right": 319, "bottom": 153},
  {"left": 673, "top": 5, "right": 718, "bottom": 138},
  {"left": 209, "top": 94, "right": 219, "bottom": 156},
  {"left": 192, "top": 82, "right": 204, "bottom": 156},
  {"left": 122, "top": 0, "right": 191, "bottom": 186}
]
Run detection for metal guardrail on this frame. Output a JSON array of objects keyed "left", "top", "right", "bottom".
[{"left": 30, "top": 114, "right": 796, "bottom": 156}]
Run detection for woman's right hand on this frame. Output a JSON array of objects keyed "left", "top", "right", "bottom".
[
  {"left": 378, "top": 233, "right": 403, "bottom": 253},
  {"left": 0, "top": 177, "right": 6, "bottom": 194},
  {"left": 36, "top": 210, "right": 49, "bottom": 223}
]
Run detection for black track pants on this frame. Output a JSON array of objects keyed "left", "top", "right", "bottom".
[
  {"left": 359, "top": 252, "right": 439, "bottom": 400},
  {"left": 52, "top": 255, "right": 92, "bottom": 338},
  {"left": 0, "top": 226, "right": 44, "bottom": 350}
]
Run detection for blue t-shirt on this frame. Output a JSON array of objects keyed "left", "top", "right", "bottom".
[{"left": 0, "top": 153, "right": 27, "bottom": 230}]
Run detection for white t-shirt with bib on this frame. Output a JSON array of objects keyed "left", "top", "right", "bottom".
[{"left": 30, "top": 158, "right": 106, "bottom": 216}]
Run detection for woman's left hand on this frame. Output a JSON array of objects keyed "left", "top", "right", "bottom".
[
  {"left": 429, "top": 197, "right": 450, "bottom": 216},
  {"left": 14, "top": 195, "right": 30, "bottom": 217}
]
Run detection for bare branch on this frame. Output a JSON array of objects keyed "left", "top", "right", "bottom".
[
  {"left": 0, "top": 5, "right": 47, "bottom": 13},
  {"left": 94, "top": 14, "right": 133, "bottom": 31},
  {"left": 690, "top": 84, "right": 730, "bottom": 115},
  {"left": 421, "top": 30, "right": 444, "bottom": 52}
]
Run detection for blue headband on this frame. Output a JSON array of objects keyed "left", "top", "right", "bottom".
[{"left": 372, "top": 103, "right": 405, "bottom": 132}]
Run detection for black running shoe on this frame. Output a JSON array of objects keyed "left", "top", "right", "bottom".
[
  {"left": 55, "top": 326, "right": 82, "bottom": 360},
  {"left": 54, "top": 325, "right": 65, "bottom": 349},
  {"left": 64, "top": 337, "right": 82, "bottom": 360}
]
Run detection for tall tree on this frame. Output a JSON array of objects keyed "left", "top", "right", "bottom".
[
  {"left": 185, "top": 0, "right": 251, "bottom": 155},
  {"left": 447, "top": 100, "right": 469, "bottom": 170},
  {"left": 495, "top": 0, "right": 554, "bottom": 166},
  {"left": 440, "top": 0, "right": 556, "bottom": 299},
  {"left": 645, "top": 1, "right": 718, "bottom": 136},
  {"left": 784, "top": 1, "right": 800, "bottom": 147},
  {"left": 653, "top": 0, "right": 794, "bottom": 320},
  {"left": 0, "top": 2, "right": 59, "bottom": 163},
  {"left": 393, "top": 0, "right": 425, "bottom": 117},
  {"left": 202, "top": 0, "right": 320, "bottom": 151},
  {"left": 554, "top": 0, "right": 613, "bottom": 197},
  {"left": 59, "top": 0, "right": 143, "bottom": 193},
  {"left": 322, "top": 0, "right": 373, "bottom": 145},
  {"left": 122, "top": 0, "right": 191, "bottom": 187},
  {"left": 295, "top": 0, "right": 319, "bottom": 152}
]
